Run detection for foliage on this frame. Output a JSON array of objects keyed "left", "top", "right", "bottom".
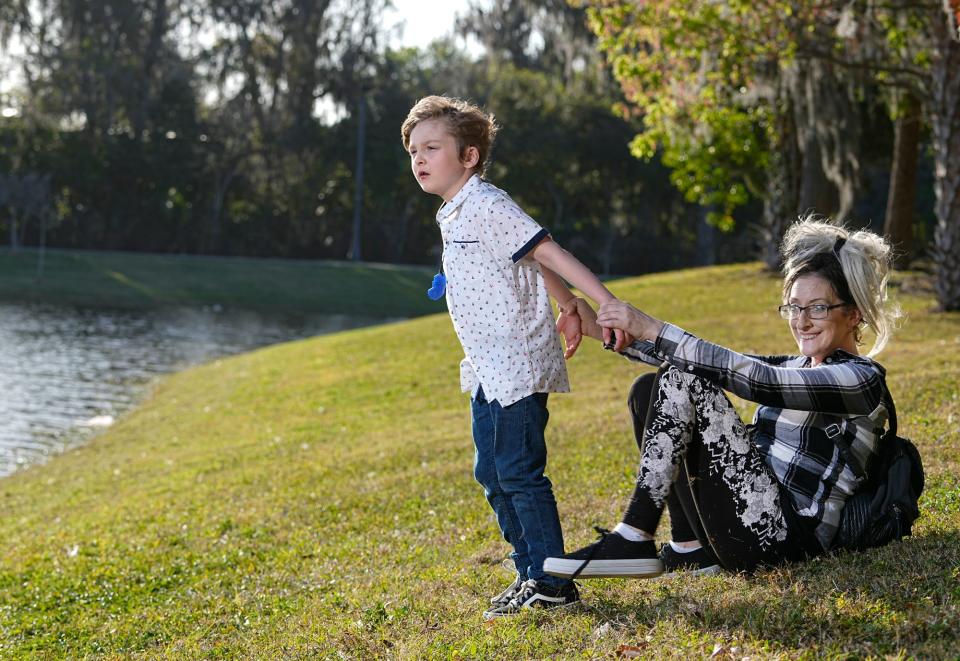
[
  {"left": 579, "top": 0, "right": 798, "bottom": 229},
  {"left": 0, "top": 263, "right": 957, "bottom": 657},
  {"left": 580, "top": 0, "right": 960, "bottom": 307}
]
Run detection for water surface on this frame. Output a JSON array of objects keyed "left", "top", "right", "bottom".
[{"left": 0, "top": 303, "right": 385, "bottom": 476}]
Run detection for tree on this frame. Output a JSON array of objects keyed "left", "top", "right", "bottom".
[
  {"left": 827, "top": 0, "right": 960, "bottom": 307},
  {"left": 0, "top": 172, "right": 53, "bottom": 252},
  {"left": 589, "top": 1, "right": 827, "bottom": 273},
  {"left": 927, "top": 2, "right": 960, "bottom": 310},
  {"left": 580, "top": 0, "right": 960, "bottom": 307},
  {"left": 883, "top": 92, "right": 922, "bottom": 267},
  {"left": 198, "top": 0, "right": 388, "bottom": 256},
  {"left": 452, "top": 0, "right": 705, "bottom": 274}
]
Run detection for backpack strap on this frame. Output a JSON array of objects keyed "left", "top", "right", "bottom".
[
  {"left": 857, "top": 376, "right": 898, "bottom": 488},
  {"left": 880, "top": 381, "right": 898, "bottom": 441}
]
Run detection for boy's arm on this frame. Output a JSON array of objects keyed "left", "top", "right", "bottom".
[
  {"left": 532, "top": 238, "right": 629, "bottom": 349},
  {"left": 541, "top": 265, "right": 577, "bottom": 310},
  {"left": 532, "top": 238, "right": 616, "bottom": 305}
]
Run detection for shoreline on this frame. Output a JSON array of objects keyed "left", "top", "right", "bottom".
[{"left": 0, "top": 297, "right": 408, "bottom": 478}]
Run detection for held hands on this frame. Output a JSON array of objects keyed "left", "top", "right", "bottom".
[
  {"left": 596, "top": 300, "right": 664, "bottom": 343},
  {"left": 559, "top": 297, "right": 635, "bottom": 354},
  {"left": 574, "top": 297, "right": 635, "bottom": 349}
]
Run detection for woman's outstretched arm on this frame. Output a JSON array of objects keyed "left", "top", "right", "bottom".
[{"left": 596, "top": 301, "right": 886, "bottom": 416}]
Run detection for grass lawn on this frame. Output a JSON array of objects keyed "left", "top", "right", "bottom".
[
  {"left": 0, "top": 248, "right": 438, "bottom": 317},
  {"left": 0, "top": 262, "right": 957, "bottom": 658}
]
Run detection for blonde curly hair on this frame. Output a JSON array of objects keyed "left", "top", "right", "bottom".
[
  {"left": 400, "top": 95, "right": 499, "bottom": 177},
  {"left": 781, "top": 216, "right": 902, "bottom": 357}
]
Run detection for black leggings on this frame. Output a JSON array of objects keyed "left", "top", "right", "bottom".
[{"left": 624, "top": 365, "right": 818, "bottom": 572}]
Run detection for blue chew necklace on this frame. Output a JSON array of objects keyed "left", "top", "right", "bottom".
[
  {"left": 427, "top": 247, "right": 446, "bottom": 300},
  {"left": 427, "top": 271, "right": 446, "bottom": 300}
]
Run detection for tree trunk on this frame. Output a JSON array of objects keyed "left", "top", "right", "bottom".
[
  {"left": 930, "top": 13, "right": 960, "bottom": 311},
  {"left": 350, "top": 93, "right": 367, "bottom": 262},
  {"left": 207, "top": 176, "right": 226, "bottom": 255},
  {"left": 792, "top": 59, "right": 860, "bottom": 221},
  {"left": 696, "top": 206, "right": 716, "bottom": 266},
  {"left": 389, "top": 195, "right": 416, "bottom": 262},
  {"left": 36, "top": 211, "right": 46, "bottom": 279},
  {"left": 9, "top": 214, "right": 19, "bottom": 252},
  {"left": 206, "top": 164, "right": 240, "bottom": 255},
  {"left": 761, "top": 86, "right": 801, "bottom": 270},
  {"left": 883, "top": 93, "right": 922, "bottom": 268},
  {"left": 601, "top": 219, "right": 615, "bottom": 277},
  {"left": 797, "top": 131, "right": 836, "bottom": 216},
  {"left": 545, "top": 180, "right": 565, "bottom": 228},
  {"left": 133, "top": 0, "right": 168, "bottom": 140}
]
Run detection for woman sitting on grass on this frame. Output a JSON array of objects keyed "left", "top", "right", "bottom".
[{"left": 544, "top": 218, "right": 901, "bottom": 579}]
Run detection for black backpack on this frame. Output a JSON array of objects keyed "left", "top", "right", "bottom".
[{"left": 834, "top": 388, "right": 924, "bottom": 551}]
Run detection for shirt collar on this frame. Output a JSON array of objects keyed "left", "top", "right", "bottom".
[{"left": 436, "top": 174, "right": 482, "bottom": 222}]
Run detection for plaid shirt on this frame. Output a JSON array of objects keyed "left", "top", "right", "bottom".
[{"left": 623, "top": 323, "right": 889, "bottom": 550}]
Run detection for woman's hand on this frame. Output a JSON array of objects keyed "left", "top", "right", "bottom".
[
  {"left": 571, "top": 298, "right": 636, "bottom": 351},
  {"left": 597, "top": 300, "right": 664, "bottom": 343}
]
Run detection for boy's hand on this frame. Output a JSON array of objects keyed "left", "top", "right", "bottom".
[
  {"left": 573, "top": 298, "right": 603, "bottom": 341},
  {"left": 556, "top": 307, "right": 583, "bottom": 359}
]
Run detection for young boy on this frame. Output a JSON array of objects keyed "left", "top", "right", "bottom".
[{"left": 401, "top": 95, "right": 627, "bottom": 619}]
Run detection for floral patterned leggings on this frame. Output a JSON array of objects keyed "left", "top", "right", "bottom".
[{"left": 624, "top": 365, "right": 815, "bottom": 571}]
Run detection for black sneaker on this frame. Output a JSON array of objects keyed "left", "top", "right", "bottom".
[
  {"left": 489, "top": 575, "right": 524, "bottom": 606},
  {"left": 543, "top": 527, "right": 663, "bottom": 579},
  {"left": 658, "top": 543, "right": 722, "bottom": 578},
  {"left": 482, "top": 579, "right": 579, "bottom": 619}
]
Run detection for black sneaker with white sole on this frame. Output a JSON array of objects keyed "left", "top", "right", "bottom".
[
  {"left": 658, "top": 543, "right": 722, "bottom": 577},
  {"left": 543, "top": 528, "right": 664, "bottom": 579},
  {"left": 489, "top": 575, "right": 524, "bottom": 607},
  {"left": 482, "top": 579, "right": 579, "bottom": 619}
]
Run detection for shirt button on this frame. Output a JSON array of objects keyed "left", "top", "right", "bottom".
[{"left": 687, "top": 365, "right": 694, "bottom": 371}]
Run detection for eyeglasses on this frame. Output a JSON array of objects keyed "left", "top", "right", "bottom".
[{"left": 778, "top": 303, "right": 848, "bottom": 320}]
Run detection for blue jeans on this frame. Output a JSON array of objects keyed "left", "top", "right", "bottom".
[{"left": 471, "top": 387, "right": 567, "bottom": 587}]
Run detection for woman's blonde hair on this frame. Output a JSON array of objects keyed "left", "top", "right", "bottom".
[{"left": 781, "top": 215, "right": 901, "bottom": 357}]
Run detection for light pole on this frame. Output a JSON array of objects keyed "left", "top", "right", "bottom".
[{"left": 350, "top": 93, "right": 367, "bottom": 262}]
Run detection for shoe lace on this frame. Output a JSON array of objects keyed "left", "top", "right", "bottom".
[
  {"left": 504, "top": 579, "right": 539, "bottom": 608},
  {"left": 569, "top": 526, "right": 613, "bottom": 581}
]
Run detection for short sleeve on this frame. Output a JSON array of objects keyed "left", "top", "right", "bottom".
[{"left": 478, "top": 196, "right": 548, "bottom": 265}]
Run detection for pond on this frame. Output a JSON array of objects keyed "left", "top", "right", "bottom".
[{"left": 0, "top": 302, "right": 388, "bottom": 477}]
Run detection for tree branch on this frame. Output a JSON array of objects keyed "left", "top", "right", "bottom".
[{"left": 794, "top": 45, "right": 929, "bottom": 87}]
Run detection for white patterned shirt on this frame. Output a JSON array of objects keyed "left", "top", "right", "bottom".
[{"left": 437, "top": 174, "right": 569, "bottom": 406}]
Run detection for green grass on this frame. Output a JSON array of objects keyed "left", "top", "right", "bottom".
[
  {"left": 0, "top": 248, "right": 438, "bottom": 317},
  {"left": 0, "top": 262, "right": 957, "bottom": 659}
]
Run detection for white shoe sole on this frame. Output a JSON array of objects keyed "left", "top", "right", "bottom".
[
  {"left": 543, "top": 557, "right": 664, "bottom": 578},
  {"left": 659, "top": 564, "right": 723, "bottom": 579},
  {"left": 482, "top": 598, "right": 581, "bottom": 620}
]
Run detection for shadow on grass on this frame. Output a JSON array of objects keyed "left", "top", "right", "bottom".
[{"left": 582, "top": 530, "right": 960, "bottom": 654}]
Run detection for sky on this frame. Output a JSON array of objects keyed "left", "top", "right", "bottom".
[{"left": 385, "top": 0, "right": 478, "bottom": 51}]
